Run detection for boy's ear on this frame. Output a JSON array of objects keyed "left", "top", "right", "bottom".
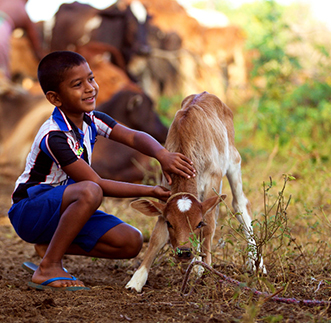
[{"left": 46, "top": 91, "right": 62, "bottom": 107}]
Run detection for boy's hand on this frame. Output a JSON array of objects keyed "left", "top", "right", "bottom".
[
  {"left": 153, "top": 185, "right": 171, "bottom": 202},
  {"left": 156, "top": 149, "right": 196, "bottom": 185}
]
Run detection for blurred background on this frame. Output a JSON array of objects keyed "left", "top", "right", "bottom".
[
  {"left": 1, "top": 0, "right": 331, "bottom": 230},
  {"left": 26, "top": 0, "right": 331, "bottom": 30},
  {"left": 0, "top": 0, "right": 330, "bottom": 289}
]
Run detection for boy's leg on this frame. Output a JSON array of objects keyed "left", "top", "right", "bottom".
[
  {"left": 32, "top": 181, "right": 103, "bottom": 288},
  {"left": 87, "top": 223, "right": 143, "bottom": 259},
  {"left": 35, "top": 222, "right": 143, "bottom": 259}
]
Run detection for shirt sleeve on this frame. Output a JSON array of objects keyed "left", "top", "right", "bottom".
[
  {"left": 40, "top": 131, "right": 78, "bottom": 168},
  {"left": 92, "top": 111, "right": 117, "bottom": 138}
]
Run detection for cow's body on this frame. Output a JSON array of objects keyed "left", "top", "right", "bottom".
[
  {"left": 0, "top": 93, "right": 53, "bottom": 170},
  {"left": 49, "top": 1, "right": 150, "bottom": 69},
  {"left": 129, "top": 24, "right": 183, "bottom": 100},
  {"left": 126, "top": 92, "right": 265, "bottom": 293},
  {"left": 96, "top": 88, "right": 168, "bottom": 143}
]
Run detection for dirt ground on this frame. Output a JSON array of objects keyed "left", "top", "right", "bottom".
[{"left": 1, "top": 171, "right": 331, "bottom": 323}]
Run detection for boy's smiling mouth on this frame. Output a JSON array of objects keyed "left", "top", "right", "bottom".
[{"left": 82, "top": 95, "right": 96, "bottom": 102}]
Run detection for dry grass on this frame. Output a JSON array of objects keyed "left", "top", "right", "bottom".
[{"left": 97, "top": 148, "right": 331, "bottom": 321}]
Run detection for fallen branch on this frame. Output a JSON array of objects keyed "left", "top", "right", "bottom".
[{"left": 181, "top": 261, "right": 331, "bottom": 307}]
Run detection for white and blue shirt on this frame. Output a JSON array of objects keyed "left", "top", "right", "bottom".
[{"left": 12, "top": 107, "right": 117, "bottom": 204}]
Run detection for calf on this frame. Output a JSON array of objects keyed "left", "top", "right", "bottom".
[{"left": 126, "top": 91, "right": 265, "bottom": 293}]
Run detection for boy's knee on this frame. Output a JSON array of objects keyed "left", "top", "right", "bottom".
[
  {"left": 127, "top": 228, "right": 143, "bottom": 258},
  {"left": 79, "top": 181, "right": 103, "bottom": 206}
]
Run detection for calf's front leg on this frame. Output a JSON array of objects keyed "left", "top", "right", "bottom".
[
  {"left": 201, "top": 209, "right": 217, "bottom": 265},
  {"left": 126, "top": 216, "right": 169, "bottom": 293}
]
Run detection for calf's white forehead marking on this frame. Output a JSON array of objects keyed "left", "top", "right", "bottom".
[
  {"left": 177, "top": 196, "right": 192, "bottom": 212},
  {"left": 130, "top": 1, "right": 147, "bottom": 23}
]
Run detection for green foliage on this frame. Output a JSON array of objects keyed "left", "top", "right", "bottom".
[
  {"left": 157, "top": 94, "right": 184, "bottom": 127},
  {"left": 230, "top": 0, "right": 331, "bottom": 157}
]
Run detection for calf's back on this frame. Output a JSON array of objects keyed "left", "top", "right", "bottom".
[{"left": 165, "top": 91, "right": 234, "bottom": 199}]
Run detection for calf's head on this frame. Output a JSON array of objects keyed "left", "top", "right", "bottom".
[{"left": 130, "top": 193, "right": 226, "bottom": 261}]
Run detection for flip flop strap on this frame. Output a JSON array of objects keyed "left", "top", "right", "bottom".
[{"left": 41, "top": 275, "right": 77, "bottom": 286}]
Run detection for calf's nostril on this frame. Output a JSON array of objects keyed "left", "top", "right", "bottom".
[{"left": 176, "top": 248, "right": 192, "bottom": 258}]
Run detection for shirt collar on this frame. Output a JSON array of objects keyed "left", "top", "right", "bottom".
[
  {"left": 52, "top": 107, "right": 72, "bottom": 131},
  {"left": 52, "top": 107, "right": 93, "bottom": 131}
]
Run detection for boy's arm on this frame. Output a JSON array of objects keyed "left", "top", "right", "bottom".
[
  {"left": 109, "top": 123, "right": 196, "bottom": 184},
  {"left": 62, "top": 158, "right": 171, "bottom": 201}
]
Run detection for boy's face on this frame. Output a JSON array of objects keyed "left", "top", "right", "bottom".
[{"left": 55, "top": 62, "right": 99, "bottom": 116}]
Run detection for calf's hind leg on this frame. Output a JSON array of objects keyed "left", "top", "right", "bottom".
[{"left": 226, "top": 151, "right": 267, "bottom": 274}]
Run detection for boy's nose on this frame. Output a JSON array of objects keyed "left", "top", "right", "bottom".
[{"left": 85, "top": 83, "right": 95, "bottom": 92}]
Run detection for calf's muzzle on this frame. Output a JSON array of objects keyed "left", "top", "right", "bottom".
[{"left": 175, "top": 247, "right": 192, "bottom": 260}]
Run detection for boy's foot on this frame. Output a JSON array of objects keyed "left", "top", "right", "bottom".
[
  {"left": 31, "top": 264, "right": 88, "bottom": 290},
  {"left": 28, "top": 276, "right": 90, "bottom": 291},
  {"left": 34, "top": 244, "right": 48, "bottom": 258},
  {"left": 22, "top": 261, "right": 68, "bottom": 274}
]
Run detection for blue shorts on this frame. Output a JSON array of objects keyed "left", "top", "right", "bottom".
[{"left": 8, "top": 184, "right": 124, "bottom": 252}]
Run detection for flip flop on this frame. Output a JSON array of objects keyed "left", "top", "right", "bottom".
[
  {"left": 28, "top": 276, "right": 90, "bottom": 291},
  {"left": 22, "top": 262, "right": 68, "bottom": 274}
]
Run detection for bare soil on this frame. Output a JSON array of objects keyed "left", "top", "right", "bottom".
[{"left": 1, "top": 171, "right": 331, "bottom": 323}]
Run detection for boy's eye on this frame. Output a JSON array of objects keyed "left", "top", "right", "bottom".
[
  {"left": 73, "top": 82, "right": 81, "bottom": 87},
  {"left": 89, "top": 76, "right": 95, "bottom": 82}
]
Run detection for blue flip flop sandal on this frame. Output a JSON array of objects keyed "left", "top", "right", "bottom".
[
  {"left": 28, "top": 276, "right": 90, "bottom": 291},
  {"left": 22, "top": 262, "right": 68, "bottom": 274}
]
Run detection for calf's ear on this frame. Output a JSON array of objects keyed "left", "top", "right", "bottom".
[
  {"left": 201, "top": 194, "right": 226, "bottom": 215},
  {"left": 130, "top": 199, "right": 166, "bottom": 217}
]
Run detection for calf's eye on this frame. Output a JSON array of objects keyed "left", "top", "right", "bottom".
[
  {"left": 166, "top": 221, "right": 173, "bottom": 229},
  {"left": 197, "top": 221, "right": 206, "bottom": 229}
]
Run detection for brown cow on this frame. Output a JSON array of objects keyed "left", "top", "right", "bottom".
[
  {"left": 96, "top": 88, "right": 167, "bottom": 143},
  {"left": 0, "top": 93, "right": 53, "bottom": 171},
  {"left": 123, "top": 0, "right": 248, "bottom": 105},
  {"left": 49, "top": 1, "right": 151, "bottom": 70},
  {"left": 129, "top": 24, "right": 183, "bottom": 100},
  {"left": 126, "top": 92, "right": 265, "bottom": 293}
]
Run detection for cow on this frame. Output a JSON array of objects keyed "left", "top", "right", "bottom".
[
  {"left": 91, "top": 88, "right": 168, "bottom": 182},
  {"left": 96, "top": 87, "right": 168, "bottom": 143},
  {"left": 49, "top": 1, "right": 151, "bottom": 71},
  {"left": 0, "top": 92, "right": 53, "bottom": 172},
  {"left": 123, "top": 0, "right": 248, "bottom": 105},
  {"left": 128, "top": 24, "right": 183, "bottom": 100},
  {"left": 91, "top": 139, "right": 159, "bottom": 183},
  {"left": 125, "top": 91, "right": 266, "bottom": 293}
]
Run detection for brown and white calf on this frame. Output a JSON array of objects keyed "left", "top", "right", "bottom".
[{"left": 126, "top": 92, "right": 265, "bottom": 293}]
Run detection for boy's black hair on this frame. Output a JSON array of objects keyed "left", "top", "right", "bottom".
[{"left": 38, "top": 51, "right": 87, "bottom": 94}]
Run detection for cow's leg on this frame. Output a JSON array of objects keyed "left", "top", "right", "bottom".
[
  {"left": 200, "top": 177, "right": 222, "bottom": 265},
  {"left": 201, "top": 209, "right": 217, "bottom": 265},
  {"left": 226, "top": 151, "right": 266, "bottom": 274},
  {"left": 126, "top": 216, "right": 169, "bottom": 292}
]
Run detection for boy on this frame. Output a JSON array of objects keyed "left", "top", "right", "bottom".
[{"left": 8, "top": 51, "right": 195, "bottom": 291}]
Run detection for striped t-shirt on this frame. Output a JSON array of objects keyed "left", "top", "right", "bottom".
[{"left": 12, "top": 106, "right": 117, "bottom": 204}]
